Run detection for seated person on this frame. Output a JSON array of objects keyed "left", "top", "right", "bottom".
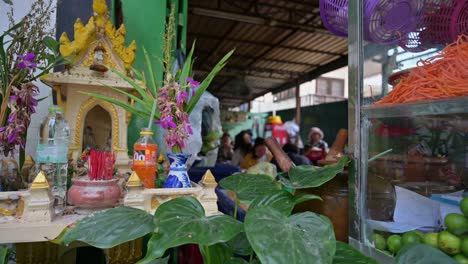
[
  {"left": 282, "top": 143, "right": 311, "bottom": 166},
  {"left": 231, "top": 130, "right": 253, "bottom": 167},
  {"left": 240, "top": 137, "right": 272, "bottom": 170},
  {"left": 217, "top": 132, "right": 233, "bottom": 164}
]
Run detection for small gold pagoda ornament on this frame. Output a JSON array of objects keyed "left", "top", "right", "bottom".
[
  {"left": 127, "top": 171, "right": 143, "bottom": 187},
  {"left": 30, "top": 171, "right": 50, "bottom": 189},
  {"left": 89, "top": 44, "right": 108, "bottom": 72},
  {"left": 201, "top": 169, "right": 217, "bottom": 187}
]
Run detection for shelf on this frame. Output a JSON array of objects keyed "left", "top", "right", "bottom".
[
  {"left": 362, "top": 96, "right": 468, "bottom": 119},
  {"left": 0, "top": 214, "right": 83, "bottom": 243}
]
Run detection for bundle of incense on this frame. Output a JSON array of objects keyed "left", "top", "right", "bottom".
[{"left": 89, "top": 150, "right": 115, "bottom": 180}]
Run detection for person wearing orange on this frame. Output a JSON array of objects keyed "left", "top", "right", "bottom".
[{"left": 240, "top": 137, "right": 273, "bottom": 170}]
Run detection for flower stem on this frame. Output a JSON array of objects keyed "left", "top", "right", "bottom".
[{"left": 0, "top": 74, "right": 19, "bottom": 126}]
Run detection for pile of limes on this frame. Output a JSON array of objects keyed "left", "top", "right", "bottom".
[{"left": 371, "top": 197, "right": 468, "bottom": 263}]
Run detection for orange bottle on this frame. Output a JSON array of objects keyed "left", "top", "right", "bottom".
[{"left": 133, "top": 128, "right": 158, "bottom": 188}]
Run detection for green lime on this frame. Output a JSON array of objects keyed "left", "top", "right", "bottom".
[
  {"left": 372, "top": 233, "right": 387, "bottom": 250},
  {"left": 413, "top": 230, "right": 424, "bottom": 239},
  {"left": 387, "top": 234, "right": 402, "bottom": 254},
  {"left": 462, "top": 237, "right": 468, "bottom": 257},
  {"left": 423, "top": 232, "right": 439, "bottom": 248},
  {"left": 461, "top": 197, "right": 468, "bottom": 218},
  {"left": 439, "top": 230, "right": 461, "bottom": 255},
  {"left": 453, "top": 254, "right": 468, "bottom": 264},
  {"left": 402, "top": 231, "right": 422, "bottom": 245},
  {"left": 445, "top": 213, "right": 468, "bottom": 236}
]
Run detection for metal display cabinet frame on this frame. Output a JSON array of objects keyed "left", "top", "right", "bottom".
[{"left": 347, "top": 0, "right": 467, "bottom": 263}]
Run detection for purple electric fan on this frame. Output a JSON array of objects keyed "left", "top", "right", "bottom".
[
  {"left": 399, "top": 0, "right": 467, "bottom": 52},
  {"left": 320, "top": 0, "right": 426, "bottom": 45}
]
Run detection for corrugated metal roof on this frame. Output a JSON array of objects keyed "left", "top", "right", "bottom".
[{"left": 188, "top": 0, "right": 348, "bottom": 108}]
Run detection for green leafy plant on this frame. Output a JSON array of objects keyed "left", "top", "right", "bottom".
[
  {"left": 80, "top": 4, "right": 233, "bottom": 152},
  {"left": 54, "top": 156, "right": 379, "bottom": 263},
  {"left": 0, "top": 0, "right": 67, "bottom": 157}
]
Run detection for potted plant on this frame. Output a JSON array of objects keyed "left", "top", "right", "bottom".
[
  {"left": 53, "top": 157, "right": 375, "bottom": 263},
  {"left": 0, "top": 0, "right": 66, "bottom": 165}
]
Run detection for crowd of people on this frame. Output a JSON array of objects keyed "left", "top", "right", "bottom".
[{"left": 216, "top": 126, "right": 329, "bottom": 170}]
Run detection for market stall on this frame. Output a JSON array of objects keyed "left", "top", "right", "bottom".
[{"left": 338, "top": 0, "right": 468, "bottom": 262}]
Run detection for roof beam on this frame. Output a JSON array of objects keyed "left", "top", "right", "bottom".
[
  {"left": 194, "top": 70, "right": 290, "bottom": 81},
  {"left": 189, "top": 32, "right": 343, "bottom": 56},
  {"left": 195, "top": 49, "right": 319, "bottom": 67},
  {"left": 226, "top": 65, "right": 306, "bottom": 77},
  {"left": 190, "top": 7, "right": 330, "bottom": 34},
  {"left": 270, "top": 55, "right": 349, "bottom": 95}
]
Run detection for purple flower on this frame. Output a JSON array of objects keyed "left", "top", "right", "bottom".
[
  {"left": 164, "top": 132, "right": 178, "bottom": 148},
  {"left": 183, "top": 121, "right": 193, "bottom": 135},
  {"left": 7, "top": 128, "right": 18, "bottom": 144},
  {"left": 17, "top": 53, "right": 37, "bottom": 71},
  {"left": 7, "top": 112, "right": 16, "bottom": 123},
  {"left": 186, "top": 77, "right": 200, "bottom": 96},
  {"left": 154, "top": 116, "right": 176, "bottom": 129},
  {"left": 176, "top": 91, "right": 188, "bottom": 105}
]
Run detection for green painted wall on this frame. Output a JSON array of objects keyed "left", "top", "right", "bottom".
[
  {"left": 274, "top": 101, "right": 348, "bottom": 146},
  {"left": 115, "top": 0, "right": 188, "bottom": 153}
]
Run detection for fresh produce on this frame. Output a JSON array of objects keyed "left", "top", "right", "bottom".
[
  {"left": 423, "top": 232, "right": 439, "bottom": 248},
  {"left": 445, "top": 213, "right": 468, "bottom": 236},
  {"left": 375, "top": 35, "right": 468, "bottom": 105},
  {"left": 372, "top": 196, "right": 468, "bottom": 258},
  {"left": 402, "top": 231, "right": 422, "bottom": 246},
  {"left": 372, "top": 233, "right": 386, "bottom": 250},
  {"left": 461, "top": 197, "right": 468, "bottom": 218},
  {"left": 439, "top": 231, "right": 461, "bottom": 255},
  {"left": 461, "top": 237, "right": 468, "bottom": 257},
  {"left": 453, "top": 254, "right": 468, "bottom": 264},
  {"left": 387, "top": 234, "right": 403, "bottom": 254},
  {"left": 412, "top": 230, "right": 424, "bottom": 239}
]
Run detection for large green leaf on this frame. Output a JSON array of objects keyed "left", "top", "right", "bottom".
[
  {"left": 139, "top": 197, "right": 242, "bottom": 263},
  {"left": 232, "top": 232, "right": 252, "bottom": 256},
  {"left": 395, "top": 244, "right": 457, "bottom": 264},
  {"left": 281, "top": 156, "right": 349, "bottom": 189},
  {"left": 219, "top": 174, "right": 281, "bottom": 203},
  {"left": 293, "top": 193, "right": 322, "bottom": 205},
  {"left": 0, "top": 246, "right": 7, "bottom": 264},
  {"left": 333, "top": 242, "right": 378, "bottom": 264},
  {"left": 59, "top": 207, "right": 154, "bottom": 248},
  {"left": 225, "top": 258, "right": 249, "bottom": 264},
  {"left": 244, "top": 208, "right": 336, "bottom": 264},
  {"left": 249, "top": 190, "right": 320, "bottom": 216},
  {"left": 199, "top": 243, "right": 231, "bottom": 264}
]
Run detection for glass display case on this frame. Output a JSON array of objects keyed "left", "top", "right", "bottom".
[{"left": 346, "top": 0, "right": 467, "bottom": 262}]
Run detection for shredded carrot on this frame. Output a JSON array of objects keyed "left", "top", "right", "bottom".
[{"left": 375, "top": 35, "right": 468, "bottom": 105}]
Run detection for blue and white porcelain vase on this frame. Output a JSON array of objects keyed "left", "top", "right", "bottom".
[{"left": 163, "top": 153, "right": 192, "bottom": 188}]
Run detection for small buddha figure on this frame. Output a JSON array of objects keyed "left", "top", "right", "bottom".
[{"left": 82, "top": 126, "right": 97, "bottom": 150}]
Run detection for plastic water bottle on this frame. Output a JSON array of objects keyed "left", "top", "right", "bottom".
[{"left": 36, "top": 106, "right": 70, "bottom": 214}]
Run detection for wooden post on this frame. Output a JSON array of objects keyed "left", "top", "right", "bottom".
[
  {"left": 295, "top": 81, "right": 301, "bottom": 124},
  {"left": 294, "top": 81, "right": 301, "bottom": 147}
]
